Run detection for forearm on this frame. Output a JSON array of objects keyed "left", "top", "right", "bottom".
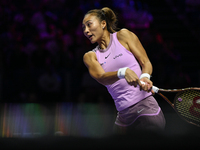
[
  {"left": 96, "top": 71, "right": 119, "bottom": 85},
  {"left": 141, "top": 61, "right": 153, "bottom": 75},
  {"left": 139, "top": 61, "right": 153, "bottom": 91}
]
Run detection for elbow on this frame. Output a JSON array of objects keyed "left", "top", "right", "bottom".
[
  {"left": 142, "top": 60, "right": 152, "bottom": 68},
  {"left": 95, "top": 74, "right": 113, "bottom": 86},
  {"left": 142, "top": 61, "right": 153, "bottom": 74},
  {"left": 96, "top": 74, "right": 108, "bottom": 86},
  {"left": 141, "top": 60, "right": 150, "bottom": 66}
]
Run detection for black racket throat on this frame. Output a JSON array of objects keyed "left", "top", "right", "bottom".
[{"left": 157, "top": 92, "right": 174, "bottom": 107}]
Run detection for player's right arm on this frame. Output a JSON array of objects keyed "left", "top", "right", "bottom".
[{"left": 83, "top": 51, "right": 119, "bottom": 85}]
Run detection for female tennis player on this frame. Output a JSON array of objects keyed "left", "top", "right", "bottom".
[{"left": 82, "top": 7, "right": 166, "bottom": 134}]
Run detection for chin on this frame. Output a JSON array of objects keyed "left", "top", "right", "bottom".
[{"left": 90, "top": 40, "right": 96, "bottom": 44}]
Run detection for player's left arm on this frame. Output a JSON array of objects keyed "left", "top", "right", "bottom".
[{"left": 117, "top": 29, "right": 153, "bottom": 91}]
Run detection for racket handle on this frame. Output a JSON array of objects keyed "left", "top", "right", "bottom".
[
  {"left": 140, "top": 81, "right": 159, "bottom": 93},
  {"left": 152, "top": 86, "right": 159, "bottom": 93}
]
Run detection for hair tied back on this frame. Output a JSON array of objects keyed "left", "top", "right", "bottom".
[{"left": 101, "top": 10, "right": 106, "bottom": 19}]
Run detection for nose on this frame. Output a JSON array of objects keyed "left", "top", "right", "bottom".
[{"left": 84, "top": 26, "right": 89, "bottom": 35}]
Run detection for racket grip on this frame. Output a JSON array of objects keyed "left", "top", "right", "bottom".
[
  {"left": 140, "top": 81, "right": 159, "bottom": 93},
  {"left": 152, "top": 86, "right": 159, "bottom": 93}
]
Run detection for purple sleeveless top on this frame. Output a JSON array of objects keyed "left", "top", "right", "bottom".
[{"left": 93, "top": 32, "right": 151, "bottom": 111}]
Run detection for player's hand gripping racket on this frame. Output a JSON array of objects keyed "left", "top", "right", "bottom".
[{"left": 141, "top": 81, "right": 200, "bottom": 127}]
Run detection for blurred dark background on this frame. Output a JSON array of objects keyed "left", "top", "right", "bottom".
[
  {"left": 0, "top": 0, "right": 200, "bottom": 103},
  {"left": 0, "top": 0, "right": 200, "bottom": 148}
]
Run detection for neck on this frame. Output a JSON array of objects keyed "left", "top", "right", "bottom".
[{"left": 97, "top": 31, "right": 110, "bottom": 50}]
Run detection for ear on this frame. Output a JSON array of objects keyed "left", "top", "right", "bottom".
[{"left": 101, "top": 20, "right": 106, "bottom": 29}]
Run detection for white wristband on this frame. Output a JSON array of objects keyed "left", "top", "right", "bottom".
[
  {"left": 139, "top": 73, "right": 151, "bottom": 80},
  {"left": 117, "top": 67, "right": 128, "bottom": 79}
]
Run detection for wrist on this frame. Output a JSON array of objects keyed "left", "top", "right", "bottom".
[
  {"left": 117, "top": 67, "right": 128, "bottom": 79},
  {"left": 139, "top": 73, "right": 151, "bottom": 80}
]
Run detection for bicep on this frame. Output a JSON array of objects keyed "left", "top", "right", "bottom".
[
  {"left": 83, "top": 52, "right": 120, "bottom": 85},
  {"left": 83, "top": 52, "right": 105, "bottom": 81},
  {"left": 128, "top": 32, "right": 150, "bottom": 66}
]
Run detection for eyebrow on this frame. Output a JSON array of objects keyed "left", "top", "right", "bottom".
[{"left": 82, "top": 20, "right": 92, "bottom": 26}]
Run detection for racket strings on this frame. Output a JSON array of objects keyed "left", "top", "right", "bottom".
[{"left": 174, "top": 90, "right": 200, "bottom": 126}]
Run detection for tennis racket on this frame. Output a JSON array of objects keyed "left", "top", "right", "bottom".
[{"left": 141, "top": 81, "right": 200, "bottom": 127}]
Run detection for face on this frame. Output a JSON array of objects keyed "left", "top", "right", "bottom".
[{"left": 82, "top": 14, "right": 105, "bottom": 44}]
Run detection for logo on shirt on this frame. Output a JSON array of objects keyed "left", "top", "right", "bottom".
[
  {"left": 105, "top": 53, "right": 111, "bottom": 59},
  {"left": 113, "top": 53, "right": 123, "bottom": 59},
  {"left": 100, "top": 62, "right": 106, "bottom": 66}
]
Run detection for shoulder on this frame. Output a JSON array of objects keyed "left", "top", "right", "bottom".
[
  {"left": 83, "top": 46, "right": 98, "bottom": 59},
  {"left": 117, "top": 28, "right": 138, "bottom": 41},
  {"left": 117, "top": 28, "right": 130, "bottom": 36},
  {"left": 83, "top": 51, "right": 96, "bottom": 59},
  {"left": 83, "top": 51, "right": 96, "bottom": 63}
]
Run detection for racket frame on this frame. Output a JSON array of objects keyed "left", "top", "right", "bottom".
[
  {"left": 140, "top": 81, "right": 200, "bottom": 126},
  {"left": 154, "top": 87, "right": 200, "bottom": 127}
]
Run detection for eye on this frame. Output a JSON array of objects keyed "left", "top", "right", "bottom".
[{"left": 87, "top": 22, "right": 92, "bottom": 27}]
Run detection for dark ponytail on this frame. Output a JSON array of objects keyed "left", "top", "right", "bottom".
[{"left": 85, "top": 7, "right": 118, "bottom": 33}]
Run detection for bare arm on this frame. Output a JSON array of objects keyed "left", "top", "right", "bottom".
[
  {"left": 117, "top": 29, "right": 153, "bottom": 91},
  {"left": 83, "top": 51, "right": 119, "bottom": 85},
  {"left": 128, "top": 32, "right": 152, "bottom": 75},
  {"left": 83, "top": 29, "right": 153, "bottom": 91},
  {"left": 117, "top": 29, "right": 152, "bottom": 74}
]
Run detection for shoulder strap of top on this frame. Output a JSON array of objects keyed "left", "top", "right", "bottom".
[{"left": 92, "top": 46, "right": 99, "bottom": 53}]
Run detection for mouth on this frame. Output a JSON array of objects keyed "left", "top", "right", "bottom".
[{"left": 88, "top": 35, "right": 93, "bottom": 40}]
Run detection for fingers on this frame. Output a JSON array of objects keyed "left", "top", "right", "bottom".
[
  {"left": 126, "top": 78, "right": 152, "bottom": 93},
  {"left": 125, "top": 69, "right": 140, "bottom": 87},
  {"left": 124, "top": 69, "right": 153, "bottom": 91},
  {"left": 139, "top": 79, "right": 153, "bottom": 92},
  {"left": 141, "top": 83, "right": 149, "bottom": 91},
  {"left": 127, "top": 79, "right": 138, "bottom": 87},
  {"left": 138, "top": 80, "right": 144, "bottom": 91}
]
